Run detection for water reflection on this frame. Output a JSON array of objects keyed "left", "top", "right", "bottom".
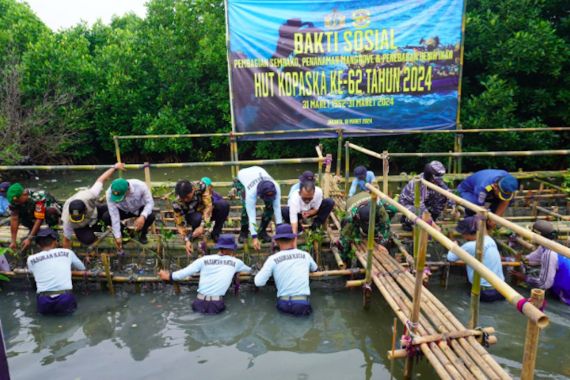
[{"left": 1, "top": 278, "right": 569, "bottom": 379}]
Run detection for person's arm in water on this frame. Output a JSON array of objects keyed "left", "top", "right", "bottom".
[
  {"left": 159, "top": 258, "right": 203, "bottom": 281},
  {"left": 70, "top": 250, "right": 86, "bottom": 271},
  {"left": 22, "top": 218, "right": 43, "bottom": 250},
  {"left": 254, "top": 258, "right": 275, "bottom": 287}
]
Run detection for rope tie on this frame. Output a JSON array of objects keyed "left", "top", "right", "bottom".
[{"left": 517, "top": 298, "right": 547, "bottom": 314}]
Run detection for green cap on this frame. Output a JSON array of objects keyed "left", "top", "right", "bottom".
[
  {"left": 110, "top": 178, "right": 129, "bottom": 202},
  {"left": 6, "top": 183, "right": 24, "bottom": 204},
  {"left": 201, "top": 177, "right": 212, "bottom": 187}
]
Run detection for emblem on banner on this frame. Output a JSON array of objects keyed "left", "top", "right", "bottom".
[
  {"left": 352, "top": 9, "right": 371, "bottom": 28},
  {"left": 324, "top": 9, "right": 345, "bottom": 30}
]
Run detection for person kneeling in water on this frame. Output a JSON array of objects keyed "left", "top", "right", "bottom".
[
  {"left": 447, "top": 216, "right": 505, "bottom": 302},
  {"left": 159, "top": 234, "right": 251, "bottom": 314},
  {"left": 254, "top": 224, "right": 318, "bottom": 316},
  {"left": 27, "top": 228, "right": 86, "bottom": 315}
]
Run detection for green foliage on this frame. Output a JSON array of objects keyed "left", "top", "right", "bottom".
[{"left": 0, "top": 0, "right": 567, "bottom": 170}]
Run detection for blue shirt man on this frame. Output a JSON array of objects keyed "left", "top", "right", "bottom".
[
  {"left": 457, "top": 170, "right": 518, "bottom": 225},
  {"left": 255, "top": 224, "right": 318, "bottom": 316},
  {"left": 348, "top": 166, "right": 375, "bottom": 197},
  {"left": 447, "top": 217, "right": 505, "bottom": 302},
  {"left": 0, "top": 182, "right": 10, "bottom": 216},
  {"left": 159, "top": 234, "right": 251, "bottom": 314}
]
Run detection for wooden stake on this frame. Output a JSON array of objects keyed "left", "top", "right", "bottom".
[
  {"left": 404, "top": 215, "right": 429, "bottom": 378},
  {"left": 382, "top": 151, "right": 389, "bottom": 195},
  {"left": 102, "top": 253, "right": 114, "bottom": 295},
  {"left": 521, "top": 289, "right": 545, "bottom": 380},
  {"left": 469, "top": 215, "right": 486, "bottom": 329}
]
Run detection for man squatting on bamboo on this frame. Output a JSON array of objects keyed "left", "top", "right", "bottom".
[
  {"left": 447, "top": 216, "right": 505, "bottom": 302},
  {"left": 102, "top": 177, "right": 156, "bottom": 249},
  {"left": 62, "top": 163, "right": 125, "bottom": 248},
  {"left": 159, "top": 234, "right": 251, "bottom": 314},
  {"left": 255, "top": 224, "right": 318, "bottom": 316},
  {"left": 27, "top": 228, "right": 86, "bottom": 316},
  {"left": 282, "top": 172, "right": 334, "bottom": 234},
  {"left": 172, "top": 177, "right": 230, "bottom": 256}
]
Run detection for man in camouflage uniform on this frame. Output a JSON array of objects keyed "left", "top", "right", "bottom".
[
  {"left": 337, "top": 192, "right": 397, "bottom": 262},
  {"left": 399, "top": 161, "right": 454, "bottom": 231},
  {"left": 173, "top": 179, "right": 230, "bottom": 255},
  {"left": 7, "top": 183, "right": 61, "bottom": 250}
]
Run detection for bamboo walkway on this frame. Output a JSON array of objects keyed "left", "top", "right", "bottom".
[{"left": 330, "top": 194, "right": 512, "bottom": 380}]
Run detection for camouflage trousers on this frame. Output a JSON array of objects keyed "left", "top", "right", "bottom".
[{"left": 233, "top": 179, "right": 274, "bottom": 233}]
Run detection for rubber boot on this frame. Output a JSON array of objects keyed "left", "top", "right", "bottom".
[{"left": 257, "top": 219, "right": 272, "bottom": 243}]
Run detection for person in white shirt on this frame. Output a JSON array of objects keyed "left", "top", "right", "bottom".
[
  {"left": 102, "top": 178, "right": 155, "bottom": 249},
  {"left": 255, "top": 224, "right": 318, "bottom": 316},
  {"left": 282, "top": 181, "right": 334, "bottom": 234},
  {"left": 159, "top": 234, "right": 251, "bottom": 314},
  {"left": 233, "top": 166, "right": 283, "bottom": 250},
  {"left": 62, "top": 163, "right": 124, "bottom": 248},
  {"left": 447, "top": 216, "right": 505, "bottom": 302},
  {"left": 27, "top": 228, "right": 85, "bottom": 315}
]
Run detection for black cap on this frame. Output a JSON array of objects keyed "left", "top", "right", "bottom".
[
  {"left": 175, "top": 180, "right": 194, "bottom": 197},
  {"left": 69, "top": 199, "right": 87, "bottom": 223},
  {"left": 354, "top": 166, "right": 367, "bottom": 180},
  {"left": 0, "top": 181, "right": 10, "bottom": 193}
]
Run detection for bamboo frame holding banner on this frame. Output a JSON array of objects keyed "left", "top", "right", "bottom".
[
  {"left": 365, "top": 183, "right": 549, "bottom": 328},
  {"left": 344, "top": 141, "right": 350, "bottom": 196},
  {"left": 336, "top": 128, "right": 343, "bottom": 177}
]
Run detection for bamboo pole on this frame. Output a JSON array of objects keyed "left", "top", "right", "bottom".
[
  {"left": 0, "top": 320, "right": 10, "bottom": 380},
  {"left": 365, "top": 193, "right": 377, "bottom": 285},
  {"left": 113, "top": 136, "right": 123, "bottom": 178},
  {"left": 535, "top": 205, "right": 570, "bottom": 221},
  {"left": 101, "top": 253, "right": 114, "bottom": 295},
  {"left": 336, "top": 128, "right": 343, "bottom": 177},
  {"left": 521, "top": 289, "right": 545, "bottom": 380},
  {"left": 344, "top": 142, "right": 350, "bottom": 196},
  {"left": 382, "top": 151, "right": 389, "bottom": 195},
  {"left": 404, "top": 219, "right": 429, "bottom": 378},
  {"left": 390, "top": 317, "right": 398, "bottom": 380},
  {"left": 413, "top": 179, "right": 421, "bottom": 261},
  {"left": 366, "top": 183, "right": 549, "bottom": 328},
  {"left": 420, "top": 178, "right": 570, "bottom": 260},
  {"left": 469, "top": 215, "right": 486, "bottom": 329},
  {"left": 533, "top": 178, "right": 570, "bottom": 194},
  {"left": 315, "top": 144, "right": 324, "bottom": 186},
  {"left": 531, "top": 183, "right": 544, "bottom": 217}
]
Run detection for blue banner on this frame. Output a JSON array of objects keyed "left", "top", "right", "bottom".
[{"left": 227, "top": 0, "right": 465, "bottom": 139}]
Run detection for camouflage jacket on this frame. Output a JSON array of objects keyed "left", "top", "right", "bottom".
[{"left": 172, "top": 181, "right": 213, "bottom": 227}]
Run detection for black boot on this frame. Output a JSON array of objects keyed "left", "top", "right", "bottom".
[
  {"left": 238, "top": 226, "right": 249, "bottom": 244},
  {"left": 257, "top": 219, "right": 272, "bottom": 243}
]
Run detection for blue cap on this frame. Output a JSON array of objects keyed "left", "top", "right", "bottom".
[
  {"left": 214, "top": 234, "right": 237, "bottom": 251},
  {"left": 497, "top": 174, "right": 518, "bottom": 201},
  {"left": 36, "top": 228, "right": 59, "bottom": 240},
  {"left": 455, "top": 217, "right": 478, "bottom": 235},
  {"left": 354, "top": 166, "right": 367, "bottom": 180},
  {"left": 298, "top": 171, "right": 315, "bottom": 183},
  {"left": 257, "top": 180, "right": 277, "bottom": 202},
  {"left": 273, "top": 224, "right": 297, "bottom": 240},
  {"left": 0, "top": 181, "right": 10, "bottom": 193}
]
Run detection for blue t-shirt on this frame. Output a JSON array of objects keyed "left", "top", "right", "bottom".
[
  {"left": 457, "top": 169, "right": 510, "bottom": 206},
  {"left": 254, "top": 248, "right": 318, "bottom": 297},
  {"left": 173, "top": 254, "right": 251, "bottom": 296},
  {"left": 348, "top": 171, "right": 375, "bottom": 197},
  {"left": 0, "top": 195, "right": 9, "bottom": 216},
  {"left": 447, "top": 236, "right": 504, "bottom": 288}
]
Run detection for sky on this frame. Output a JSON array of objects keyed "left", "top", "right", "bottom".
[{"left": 22, "top": 0, "right": 148, "bottom": 31}]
